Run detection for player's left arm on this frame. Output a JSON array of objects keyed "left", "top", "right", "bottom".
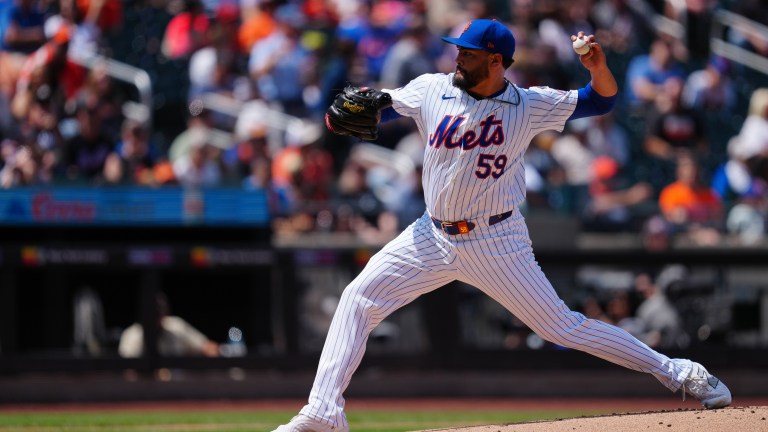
[
  {"left": 380, "top": 106, "right": 402, "bottom": 123},
  {"left": 379, "top": 73, "right": 437, "bottom": 123},
  {"left": 569, "top": 32, "right": 618, "bottom": 120}
]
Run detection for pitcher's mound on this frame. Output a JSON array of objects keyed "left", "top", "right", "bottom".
[{"left": 427, "top": 406, "right": 768, "bottom": 432}]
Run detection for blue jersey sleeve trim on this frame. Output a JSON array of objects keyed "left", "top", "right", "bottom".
[
  {"left": 569, "top": 83, "right": 617, "bottom": 120},
  {"left": 380, "top": 106, "right": 402, "bottom": 123}
]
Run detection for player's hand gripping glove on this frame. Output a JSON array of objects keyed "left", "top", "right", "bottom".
[{"left": 325, "top": 86, "right": 392, "bottom": 141}]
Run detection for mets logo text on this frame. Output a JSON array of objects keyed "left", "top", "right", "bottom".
[{"left": 428, "top": 114, "right": 504, "bottom": 150}]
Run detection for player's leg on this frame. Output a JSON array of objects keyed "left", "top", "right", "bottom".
[
  {"left": 277, "top": 214, "right": 458, "bottom": 431},
  {"left": 455, "top": 215, "right": 730, "bottom": 408}
]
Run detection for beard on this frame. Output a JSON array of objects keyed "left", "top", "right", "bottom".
[{"left": 452, "top": 63, "right": 490, "bottom": 90}]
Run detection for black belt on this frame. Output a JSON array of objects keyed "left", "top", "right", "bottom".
[{"left": 432, "top": 210, "right": 513, "bottom": 235}]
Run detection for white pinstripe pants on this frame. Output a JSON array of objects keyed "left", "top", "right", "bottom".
[{"left": 299, "top": 210, "right": 692, "bottom": 430}]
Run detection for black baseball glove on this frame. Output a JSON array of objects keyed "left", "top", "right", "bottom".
[{"left": 325, "top": 86, "right": 393, "bottom": 141}]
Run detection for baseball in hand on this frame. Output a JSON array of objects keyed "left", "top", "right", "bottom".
[{"left": 573, "top": 36, "right": 591, "bottom": 55}]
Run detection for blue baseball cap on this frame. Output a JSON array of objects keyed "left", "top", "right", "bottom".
[{"left": 441, "top": 19, "right": 515, "bottom": 59}]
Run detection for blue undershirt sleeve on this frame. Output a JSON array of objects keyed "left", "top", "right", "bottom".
[
  {"left": 380, "top": 106, "right": 402, "bottom": 123},
  {"left": 569, "top": 82, "right": 617, "bottom": 120}
]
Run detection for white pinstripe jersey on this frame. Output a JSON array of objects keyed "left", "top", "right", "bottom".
[{"left": 386, "top": 73, "right": 578, "bottom": 222}]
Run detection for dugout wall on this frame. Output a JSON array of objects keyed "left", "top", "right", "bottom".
[{"left": 1, "top": 207, "right": 768, "bottom": 402}]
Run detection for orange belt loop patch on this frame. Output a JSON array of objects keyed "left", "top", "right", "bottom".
[{"left": 457, "top": 221, "right": 469, "bottom": 234}]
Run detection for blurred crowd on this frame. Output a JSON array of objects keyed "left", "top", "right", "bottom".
[{"left": 0, "top": 0, "right": 767, "bottom": 245}]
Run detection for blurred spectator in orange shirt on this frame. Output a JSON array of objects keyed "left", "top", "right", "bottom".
[
  {"left": 659, "top": 153, "right": 722, "bottom": 224},
  {"left": 238, "top": 0, "right": 276, "bottom": 53},
  {"left": 658, "top": 152, "right": 723, "bottom": 245}
]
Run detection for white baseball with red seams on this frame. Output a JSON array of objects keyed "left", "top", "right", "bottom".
[{"left": 573, "top": 35, "right": 591, "bottom": 55}]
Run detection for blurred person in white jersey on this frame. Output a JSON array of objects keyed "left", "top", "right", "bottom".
[{"left": 273, "top": 19, "right": 731, "bottom": 432}]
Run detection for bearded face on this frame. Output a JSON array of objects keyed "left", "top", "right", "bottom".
[{"left": 452, "top": 50, "right": 492, "bottom": 91}]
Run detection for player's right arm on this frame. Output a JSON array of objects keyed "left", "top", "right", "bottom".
[
  {"left": 573, "top": 32, "right": 618, "bottom": 97},
  {"left": 570, "top": 83, "right": 617, "bottom": 120},
  {"left": 569, "top": 32, "right": 618, "bottom": 120}
]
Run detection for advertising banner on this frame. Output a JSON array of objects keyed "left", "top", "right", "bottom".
[{"left": 0, "top": 187, "right": 269, "bottom": 227}]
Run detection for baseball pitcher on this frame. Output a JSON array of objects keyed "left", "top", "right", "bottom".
[{"left": 274, "top": 19, "right": 731, "bottom": 432}]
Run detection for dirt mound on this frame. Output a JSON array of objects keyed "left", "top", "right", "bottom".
[{"left": 427, "top": 406, "right": 768, "bottom": 432}]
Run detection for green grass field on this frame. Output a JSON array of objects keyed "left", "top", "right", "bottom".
[{"left": 0, "top": 408, "right": 610, "bottom": 432}]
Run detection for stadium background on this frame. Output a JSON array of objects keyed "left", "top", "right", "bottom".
[{"left": 1, "top": 0, "right": 768, "bottom": 404}]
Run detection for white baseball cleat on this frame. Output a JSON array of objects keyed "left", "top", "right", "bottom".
[
  {"left": 272, "top": 414, "right": 346, "bottom": 432},
  {"left": 682, "top": 362, "right": 732, "bottom": 409}
]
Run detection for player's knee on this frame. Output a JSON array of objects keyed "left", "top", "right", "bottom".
[
  {"left": 339, "top": 286, "right": 381, "bottom": 317},
  {"left": 533, "top": 310, "right": 592, "bottom": 346}
]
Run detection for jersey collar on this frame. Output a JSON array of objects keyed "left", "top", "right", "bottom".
[{"left": 463, "top": 80, "right": 509, "bottom": 101}]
